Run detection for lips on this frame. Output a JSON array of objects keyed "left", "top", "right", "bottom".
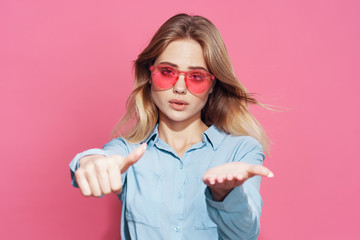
[
  {"left": 169, "top": 99, "right": 189, "bottom": 110},
  {"left": 169, "top": 99, "right": 189, "bottom": 105}
]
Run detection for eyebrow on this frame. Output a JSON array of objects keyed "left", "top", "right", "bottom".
[{"left": 158, "top": 61, "right": 209, "bottom": 71}]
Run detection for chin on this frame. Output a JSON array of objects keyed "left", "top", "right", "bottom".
[{"left": 162, "top": 111, "right": 200, "bottom": 124}]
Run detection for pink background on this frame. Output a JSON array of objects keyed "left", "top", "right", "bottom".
[{"left": 1, "top": 0, "right": 359, "bottom": 239}]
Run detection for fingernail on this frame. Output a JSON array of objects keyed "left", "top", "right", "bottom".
[{"left": 267, "top": 171, "right": 274, "bottom": 178}]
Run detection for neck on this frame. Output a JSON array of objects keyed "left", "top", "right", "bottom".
[{"left": 158, "top": 117, "right": 208, "bottom": 158}]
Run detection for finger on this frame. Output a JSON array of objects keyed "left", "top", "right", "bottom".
[
  {"left": 114, "top": 189, "right": 122, "bottom": 195},
  {"left": 94, "top": 161, "right": 111, "bottom": 195},
  {"left": 216, "top": 175, "right": 225, "bottom": 183},
  {"left": 248, "top": 165, "right": 274, "bottom": 178},
  {"left": 118, "top": 143, "right": 147, "bottom": 173},
  {"left": 75, "top": 169, "right": 92, "bottom": 197},
  {"left": 235, "top": 172, "right": 245, "bottom": 181},
  {"left": 203, "top": 175, "right": 216, "bottom": 185},
  {"left": 85, "top": 168, "right": 102, "bottom": 197},
  {"left": 226, "top": 174, "right": 234, "bottom": 181},
  {"left": 108, "top": 162, "right": 122, "bottom": 193}
]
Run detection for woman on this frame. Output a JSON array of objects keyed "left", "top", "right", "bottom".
[{"left": 70, "top": 14, "right": 274, "bottom": 240}]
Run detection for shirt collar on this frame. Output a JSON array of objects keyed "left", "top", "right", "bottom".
[
  {"left": 143, "top": 123, "right": 226, "bottom": 151},
  {"left": 142, "top": 123, "right": 159, "bottom": 145},
  {"left": 202, "top": 125, "right": 227, "bottom": 150}
]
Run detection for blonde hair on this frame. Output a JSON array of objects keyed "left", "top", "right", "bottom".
[{"left": 112, "top": 14, "right": 270, "bottom": 154}]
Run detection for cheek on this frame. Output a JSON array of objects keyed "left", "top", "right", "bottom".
[
  {"left": 150, "top": 88, "right": 165, "bottom": 108},
  {"left": 188, "top": 95, "right": 210, "bottom": 114},
  {"left": 200, "top": 96, "right": 210, "bottom": 109},
  {"left": 194, "top": 92, "right": 211, "bottom": 105}
]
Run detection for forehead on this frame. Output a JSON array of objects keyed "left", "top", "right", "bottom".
[{"left": 155, "top": 39, "right": 207, "bottom": 69}]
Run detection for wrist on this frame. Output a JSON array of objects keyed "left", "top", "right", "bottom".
[{"left": 209, "top": 187, "right": 232, "bottom": 201}]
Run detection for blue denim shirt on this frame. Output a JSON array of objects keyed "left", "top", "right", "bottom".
[{"left": 70, "top": 125, "right": 265, "bottom": 240}]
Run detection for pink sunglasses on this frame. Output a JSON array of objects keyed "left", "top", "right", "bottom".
[{"left": 150, "top": 64, "right": 215, "bottom": 94}]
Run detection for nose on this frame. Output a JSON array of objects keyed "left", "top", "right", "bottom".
[{"left": 173, "top": 74, "right": 187, "bottom": 94}]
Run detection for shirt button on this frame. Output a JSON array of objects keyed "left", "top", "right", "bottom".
[
  {"left": 174, "top": 226, "right": 180, "bottom": 232},
  {"left": 179, "top": 164, "right": 183, "bottom": 169},
  {"left": 177, "top": 193, "right": 182, "bottom": 199}
]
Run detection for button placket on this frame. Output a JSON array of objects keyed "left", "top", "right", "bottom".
[{"left": 174, "top": 154, "right": 186, "bottom": 229}]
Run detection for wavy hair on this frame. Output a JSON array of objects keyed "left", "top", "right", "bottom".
[{"left": 112, "top": 14, "right": 270, "bottom": 153}]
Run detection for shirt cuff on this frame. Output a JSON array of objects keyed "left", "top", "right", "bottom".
[{"left": 205, "top": 185, "right": 247, "bottom": 212}]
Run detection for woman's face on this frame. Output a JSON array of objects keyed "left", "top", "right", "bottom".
[{"left": 151, "top": 39, "right": 213, "bottom": 125}]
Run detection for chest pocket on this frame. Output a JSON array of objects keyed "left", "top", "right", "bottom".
[{"left": 125, "top": 165, "right": 161, "bottom": 229}]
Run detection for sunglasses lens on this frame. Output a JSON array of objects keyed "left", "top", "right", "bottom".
[
  {"left": 152, "top": 66, "right": 178, "bottom": 90},
  {"left": 186, "top": 71, "right": 211, "bottom": 94}
]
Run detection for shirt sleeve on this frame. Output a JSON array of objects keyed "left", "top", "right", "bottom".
[
  {"left": 69, "top": 138, "right": 129, "bottom": 188},
  {"left": 205, "top": 137, "right": 265, "bottom": 240}
]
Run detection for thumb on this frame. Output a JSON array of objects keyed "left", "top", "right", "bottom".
[{"left": 118, "top": 143, "right": 147, "bottom": 173}]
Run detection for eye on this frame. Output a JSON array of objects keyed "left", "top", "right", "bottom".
[
  {"left": 189, "top": 71, "right": 205, "bottom": 81},
  {"left": 159, "top": 67, "right": 175, "bottom": 76}
]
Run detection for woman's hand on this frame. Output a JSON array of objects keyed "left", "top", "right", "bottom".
[
  {"left": 202, "top": 162, "right": 274, "bottom": 201},
  {"left": 74, "top": 143, "right": 147, "bottom": 197}
]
